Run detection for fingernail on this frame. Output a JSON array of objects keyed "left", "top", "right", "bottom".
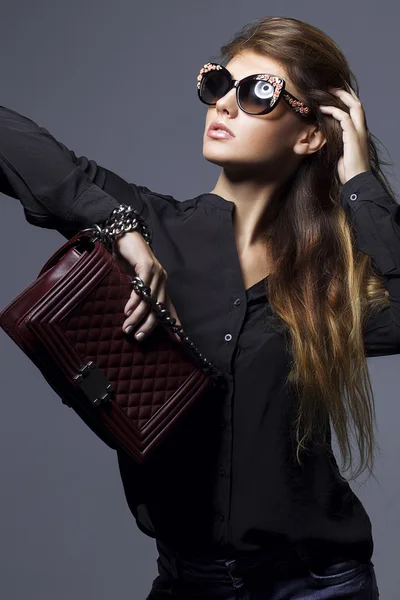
[
  {"left": 125, "top": 325, "right": 134, "bottom": 334},
  {"left": 126, "top": 309, "right": 132, "bottom": 317},
  {"left": 135, "top": 332, "right": 145, "bottom": 341}
]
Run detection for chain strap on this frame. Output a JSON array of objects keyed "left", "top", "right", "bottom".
[
  {"left": 81, "top": 204, "right": 152, "bottom": 253},
  {"left": 128, "top": 275, "right": 225, "bottom": 385},
  {"left": 80, "top": 205, "right": 226, "bottom": 388}
]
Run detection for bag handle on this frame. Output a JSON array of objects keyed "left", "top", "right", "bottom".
[{"left": 38, "top": 230, "right": 95, "bottom": 278}]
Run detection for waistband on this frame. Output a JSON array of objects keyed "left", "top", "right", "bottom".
[{"left": 155, "top": 538, "right": 310, "bottom": 589}]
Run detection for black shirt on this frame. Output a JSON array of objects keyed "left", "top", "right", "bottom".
[{"left": 1, "top": 105, "right": 399, "bottom": 571}]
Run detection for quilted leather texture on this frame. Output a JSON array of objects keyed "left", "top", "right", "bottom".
[{"left": 0, "top": 231, "right": 213, "bottom": 464}]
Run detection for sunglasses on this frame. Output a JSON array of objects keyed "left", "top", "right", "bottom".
[{"left": 197, "top": 62, "right": 311, "bottom": 117}]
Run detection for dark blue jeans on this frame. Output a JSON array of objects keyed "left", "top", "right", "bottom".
[{"left": 145, "top": 539, "right": 380, "bottom": 599}]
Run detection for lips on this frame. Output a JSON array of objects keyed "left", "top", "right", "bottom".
[{"left": 207, "top": 121, "right": 235, "bottom": 137}]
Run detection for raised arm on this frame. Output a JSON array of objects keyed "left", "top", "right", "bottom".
[
  {"left": 341, "top": 171, "right": 400, "bottom": 356},
  {"left": 0, "top": 105, "right": 146, "bottom": 239}
]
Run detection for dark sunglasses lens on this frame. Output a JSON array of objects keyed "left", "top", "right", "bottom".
[
  {"left": 239, "top": 79, "right": 276, "bottom": 114},
  {"left": 199, "top": 69, "right": 231, "bottom": 104}
]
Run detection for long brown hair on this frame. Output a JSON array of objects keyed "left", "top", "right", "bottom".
[{"left": 212, "top": 16, "right": 397, "bottom": 482}]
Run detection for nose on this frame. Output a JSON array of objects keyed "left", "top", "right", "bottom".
[{"left": 215, "top": 88, "right": 238, "bottom": 116}]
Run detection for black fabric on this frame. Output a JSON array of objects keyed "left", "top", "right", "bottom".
[
  {"left": 145, "top": 540, "right": 378, "bottom": 599},
  {"left": 1, "top": 105, "right": 399, "bottom": 572}
]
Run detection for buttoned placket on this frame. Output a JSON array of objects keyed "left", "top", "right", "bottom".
[{"left": 212, "top": 206, "right": 248, "bottom": 546}]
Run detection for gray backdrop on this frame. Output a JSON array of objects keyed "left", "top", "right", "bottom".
[{"left": 0, "top": 1, "right": 398, "bottom": 598}]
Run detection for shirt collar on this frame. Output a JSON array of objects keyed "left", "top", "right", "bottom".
[{"left": 200, "top": 193, "right": 235, "bottom": 211}]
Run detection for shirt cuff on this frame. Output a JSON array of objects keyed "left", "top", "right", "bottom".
[{"left": 341, "top": 171, "right": 390, "bottom": 207}]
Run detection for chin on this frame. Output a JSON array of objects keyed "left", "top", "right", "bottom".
[
  {"left": 203, "top": 153, "right": 234, "bottom": 169},
  {"left": 203, "top": 148, "right": 269, "bottom": 180},
  {"left": 202, "top": 148, "right": 250, "bottom": 171},
  {"left": 202, "top": 144, "right": 238, "bottom": 168}
]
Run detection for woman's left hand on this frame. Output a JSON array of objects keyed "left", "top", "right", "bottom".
[{"left": 319, "top": 87, "right": 371, "bottom": 185}]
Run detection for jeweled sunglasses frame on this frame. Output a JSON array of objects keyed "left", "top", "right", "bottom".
[{"left": 197, "top": 62, "right": 311, "bottom": 117}]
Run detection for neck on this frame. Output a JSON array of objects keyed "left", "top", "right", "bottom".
[{"left": 209, "top": 169, "right": 284, "bottom": 253}]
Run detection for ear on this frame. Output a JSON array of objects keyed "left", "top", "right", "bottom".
[{"left": 292, "top": 125, "right": 327, "bottom": 156}]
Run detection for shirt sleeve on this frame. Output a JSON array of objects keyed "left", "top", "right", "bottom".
[
  {"left": 0, "top": 105, "right": 148, "bottom": 239},
  {"left": 341, "top": 170, "right": 400, "bottom": 356}
]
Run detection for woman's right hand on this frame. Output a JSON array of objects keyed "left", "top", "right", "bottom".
[{"left": 112, "top": 231, "right": 183, "bottom": 343}]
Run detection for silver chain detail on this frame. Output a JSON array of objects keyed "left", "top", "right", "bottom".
[
  {"left": 81, "top": 204, "right": 152, "bottom": 253},
  {"left": 129, "top": 276, "right": 224, "bottom": 384},
  {"left": 80, "top": 205, "right": 226, "bottom": 388}
]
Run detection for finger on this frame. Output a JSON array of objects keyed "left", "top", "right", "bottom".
[
  {"left": 330, "top": 85, "right": 359, "bottom": 101},
  {"left": 332, "top": 83, "right": 358, "bottom": 95},
  {"left": 124, "top": 288, "right": 142, "bottom": 316},
  {"left": 319, "top": 105, "right": 358, "bottom": 140},
  {"left": 123, "top": 297, "right": 151, "bottom": 333},
  {"left": 127, "top": 287, "right": 183, "bottom": 344},
  {"left": 112, "top": 250, "right": 141, "bottom": 317},
  {"left": 127, "top": 282, "right": 170, "bottom": 341},
  {"left": 132, "top": 309, "right": 159, "bottom": 341},
  {"left": 124, "top": 261, "right": 159, "bottom": 316},
  {"left": 347, "top": 86, "right": 360, "bottom": 100},
  {"left": 138, "top": 287, "right": 183, "bottom": 343},
  {"left": 123, "top": 272, "right": 166, "bottom": 334},
  {"left": 326, "top": 89, "right": 368, "bottom": 138}
]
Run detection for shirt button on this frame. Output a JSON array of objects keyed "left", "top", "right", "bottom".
[
  {"left": 224, "top": 333, "right": 232, "bottom": 342},
  {"left": 219, "top": 466, "right": 225, "bottom": 476},
  {"left": 234, "top": 298, "right": 241, "bottom": 306},
  {"left": 350, "top": 193, "right": 358, "bottom": 201},
  {"left": 218, "top": 514, "right": 224, "bottom": 521}
]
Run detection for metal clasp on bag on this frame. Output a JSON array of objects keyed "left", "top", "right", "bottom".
[{"left": 74, "top": 361, "right": 114, "bottom": 407}]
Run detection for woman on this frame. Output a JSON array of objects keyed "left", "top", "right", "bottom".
[{"left": 1, "top": 15, "right": 396, "bottom": 599}]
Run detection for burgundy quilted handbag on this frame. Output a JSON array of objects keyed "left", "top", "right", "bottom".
[{"left": 0, "top": 229, "right": 224, "bottom": 464}]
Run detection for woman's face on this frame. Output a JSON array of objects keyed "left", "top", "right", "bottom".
[{"left": 202, "top": 50, "right": 310, "bottom": 178}]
